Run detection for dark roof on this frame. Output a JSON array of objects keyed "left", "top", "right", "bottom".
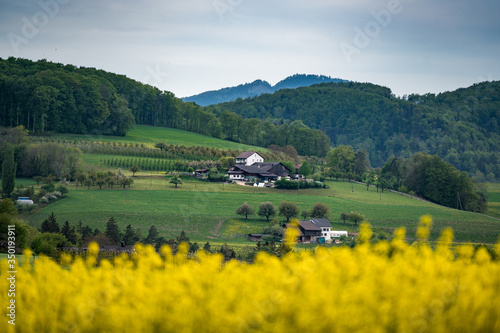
[
  {"left": 236, "top": 151, "right": 261, "bottom": 159},
  {"left": 231, "top": 165, "right": 272, "bottom": 174},
  {"left": 251, "top": 162, "right": 293, "bottom": 173},
  {"left": 298, "top": 220, "right": 322, "bottom": 231},
  {"left": 310, "top": 218, "right": 332, "bottom": 228}
]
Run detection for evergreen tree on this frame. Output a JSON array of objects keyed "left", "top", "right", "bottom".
[
  {"left": 123, "top": 224, "right": 136, "bottom": 245},
  {"left": 40, "top": 212, "right": 60, "bottom": 233},
  {"left": 82, "top": 226, "right": 93, "bottom": 240},
  {"left": 177, "top": 230, "right": 190, "bottom": 244},
  {"left": 2, "top": 143, "right": 16, "bottom": 198},
  {"left": 203, "top": 242, "right": 211, "bottom": 253},
  {"left": 105, "top": 217, "right": 121, "bottom": 244},
  {"left": 145, "top": 225, "right": 159, "bottom": 245},
  {"left": 61, "top": 221, "right": 78, "bottom": 244}
]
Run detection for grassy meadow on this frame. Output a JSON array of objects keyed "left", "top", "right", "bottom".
[
  {"left": 24, "top": 175, "right": 500, "bottom": 245},
  {"left": 53, "top": 125, "right": 267, "bottom": 151},
  {"left": 487, "top": 183, "right": 500, "bottom": 219},
  {"left": 18, "top": 125, "right": 500, "bottom": 247}
]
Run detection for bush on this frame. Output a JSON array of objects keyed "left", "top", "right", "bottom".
[
  {"left": 274, "top": 179, "right": 326, "bottom": 190},
  {"left": 56, "top": 185, "right": 69, "bottom": 196},
  {"left": 31, "top": 233, "right": 70, "bottom": 256}
]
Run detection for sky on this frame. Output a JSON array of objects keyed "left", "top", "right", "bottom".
[{"left": 1, "top": 0, "right": 499, "bottom": 98}]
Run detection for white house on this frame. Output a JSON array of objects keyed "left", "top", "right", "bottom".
[
  {"left": 235, "top": 151, "right": 264, "bottom": 166},
  {"left": 310, "top": 218, "right": 333, "bottom": 240}
]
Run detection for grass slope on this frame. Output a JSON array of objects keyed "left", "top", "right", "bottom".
[
  {"left": 54, "top": 125, "right": 267, "bottom": 151},
  {"left": 25, "top": 178, "right": 500, "bottom": 245},
  {"left": 487, "top": 183, "right": 500, "bottom": 219}
]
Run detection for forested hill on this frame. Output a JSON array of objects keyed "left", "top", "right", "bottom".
[
  {"left": 213, "top": 81, "right": 500, "bottom": 180},
  {"left": 182, "top": 74, "right": 348, "bottom": 106},
  {"left": 0, "top": 58, "right": 331, "bottom": 157}
]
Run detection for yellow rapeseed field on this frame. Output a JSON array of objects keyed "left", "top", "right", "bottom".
[{"left": 1, "top": 216, "right": 500, "bottom": 332}]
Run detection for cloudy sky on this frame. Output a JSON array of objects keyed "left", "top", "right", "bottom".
[{"left": 1, "top": 0, "right": 499, "bottom": 98}]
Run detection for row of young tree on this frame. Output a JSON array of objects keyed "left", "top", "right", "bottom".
[
  {"left": 0, "top": 58, "right": 331, "bottom": 157},
  {"left": 236, "top": 201, "right": 331, "bottom": 222}
]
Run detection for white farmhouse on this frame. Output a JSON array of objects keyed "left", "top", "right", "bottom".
[
  {"left": 235, "top": 151, "right": 264, "bottom": 166},
  {"left": 310, "top": 218, "right": 333, "bottom": 240}
]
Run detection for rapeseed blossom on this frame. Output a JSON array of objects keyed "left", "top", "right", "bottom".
[{"left": 1, "top": 216, "right": 499, "bottom": 332}]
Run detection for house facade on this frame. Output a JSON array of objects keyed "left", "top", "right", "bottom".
[
  {"left": 235, "top": 152, "right": 264, "bottom": 166},
  {"left": 310, "top": 218, "right": 333, "bottom": 240}
]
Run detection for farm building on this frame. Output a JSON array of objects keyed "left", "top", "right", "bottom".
[
  {"left": 310, "top": 218, "right": 333, "bottom": 240},
  {"left": 235, "top": 151, "right": 264, "bottom": 166},
  {"left": 284, "top": 221, "right": 322, "bottom": 243},
  {"left": 193, "top": 169, "right": 209, "bottom": 177},
  {"left": 228, "top": 152, "right": 292, "bottom": 181},
  {"left": 248, "top": 234, "right": 263, "bottom": 242}
]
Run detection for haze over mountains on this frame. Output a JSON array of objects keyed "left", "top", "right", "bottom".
[{"left": 182, "top": 74, "right": 348, "bottom": 106}]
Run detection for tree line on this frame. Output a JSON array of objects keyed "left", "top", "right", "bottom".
[
  {"left": 215, "top": 81, "right": 500, "bottom": 180},
  {"left": 322, "top": 145, "right": 487, "bottom": 213},
  {"left": 0, "top": 57, "right": 330, "bottom": 157}
]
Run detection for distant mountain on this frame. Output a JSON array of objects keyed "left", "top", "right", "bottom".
[{"left": 182, "top": 74, "right": 348, "bottom": 106}]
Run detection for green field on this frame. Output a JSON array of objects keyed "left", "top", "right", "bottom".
[
  {"left": 53, "top": 125, "right": 267, "bottom": 151},
  {"left": 22, "top": 127, "right": 500, "bottom": 248},
  {"left": 487, "top": 183, "right": 500, "bottom": 219},
  {"left": 24, "top": 178, "right": 500, "bottom": 245}
]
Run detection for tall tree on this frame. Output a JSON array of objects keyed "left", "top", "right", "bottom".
[
  {"left": 145, "top": 225, "right": 159, "bottom": 245},
  {"left": 123, "top": 224, "right": 136, "bottom": 245},
  {"left": 310, "top": 202, "right": 329, "bottom": 219},
  {"left": 169, "top": 175, "right": 183, "bottom": 188},
  {"left": 2, "top": 142, "right": 16, "bottom": 198},
  {"left": 105, "top": 217, "right": 121, "bottom": 245},
  {"left": 298, "top": 161, "right": 312, "bottom": 177},
  {"left": 236, "top": 202, "right": 255, "bottom": 220},
  {"left": 61, "top": 221, "right": 78, "bottom": 244},
  {"left": 258, "top": 202, "right": 277, "bottom": 221},
  {"left": 40, "top": 212, "right": 60, "bottom": 233},
  {"left": 278, "top": 201, "right": 299, "bottom": 222}
]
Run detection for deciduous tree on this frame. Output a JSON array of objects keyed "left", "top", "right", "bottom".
[
  {"left": 278, "top": 201, "right": 299, "bottom": 222},
  {"left": 258, "top": 202, "right": 277, "bottom": 221},
  {"left": 310, "top": 202, "right": 329, "bottom": 219},
  {"left": 236, "top": 202, "right": 255, "bottom": 220}
]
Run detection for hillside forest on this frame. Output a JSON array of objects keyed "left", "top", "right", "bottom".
[
  {"left": 0, "top": 58, "right": 330, "bottom": 158},
  {"left": 215, "top": 82, "right": 500, "bottom": 181},
  {"left": 0, "top": 58, "right": 496, "bottom": 213}
]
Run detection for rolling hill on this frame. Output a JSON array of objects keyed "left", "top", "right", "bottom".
[{"left": 213, "top": 81, "right": 500, "bottom": 180}]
